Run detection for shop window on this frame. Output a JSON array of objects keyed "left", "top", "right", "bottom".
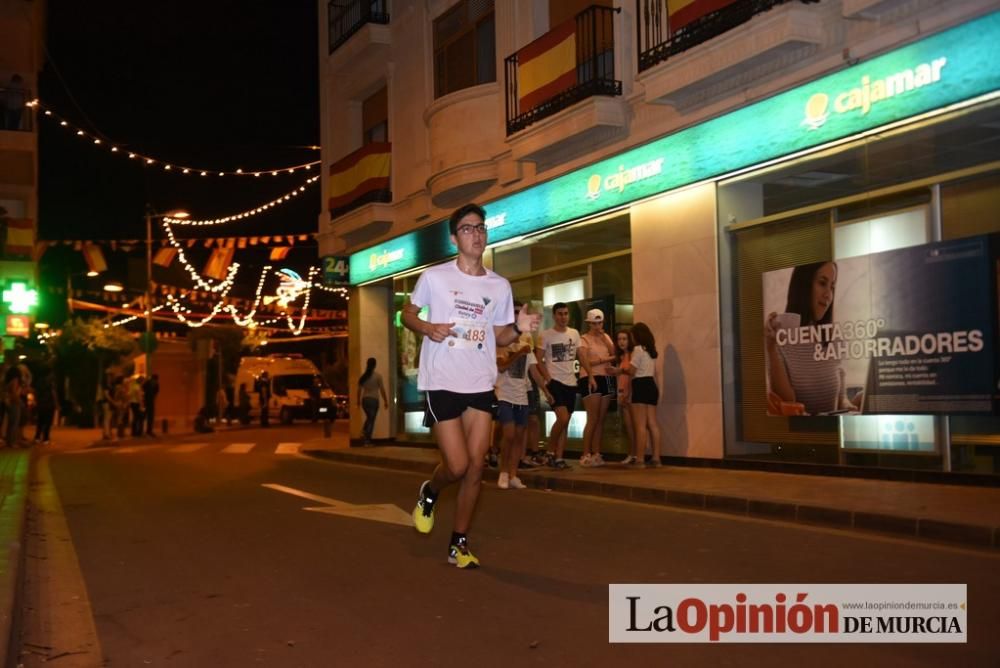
[
  {"left": 833, "top": 205, "right": 932, "bottom": 456},
  {"left": 362, "top": 86, "right": 388, "bottom": 145},
  {"left": 940, "top": 170, "right": 1000, "bottom": 472},
  {"left": 433, "top": 0, "right": 496, "bottom": 98},
  {"left": 941, "top": 171, "right": 1000, "bottom": 240},
  {"left": 733, "top": 211, "right": 839, "bottom": 455},
  {"left": 833, "top": 207, "right": 929, "bottom": 260},
  {"left": 543, "top": 278, "right": 584, "bottom": 306}
]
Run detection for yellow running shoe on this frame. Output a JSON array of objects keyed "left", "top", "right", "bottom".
[
  {"left": 447, "top": 537, "right": 480, "bottom": 569},
  {"left": 412, "top": 481, "right": 436, "bottom": 534}
]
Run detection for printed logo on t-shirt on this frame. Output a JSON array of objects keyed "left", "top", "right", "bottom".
[
  {"left": 550, "top": 341, "right": 576, "bottom": 362},
  {"left": 508, "top": 354, "right": 527, "bottom": 379}
]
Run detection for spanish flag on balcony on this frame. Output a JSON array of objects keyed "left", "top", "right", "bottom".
[
  {"left": 3, "top": 218, "right": 34, "bottom": 258},
  {"left": 668, "top": 0, "right": 737, "bottom": 33},
  {"left": 517, "top": 18, "right": 577, "bottom": 114},
  {"left": 327, "top": 142, "right": 391, "bottom": 215}
]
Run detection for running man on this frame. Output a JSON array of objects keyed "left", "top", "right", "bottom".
[
  {"left": 535, "top": 302, "right": 580, "bottom": 469},
  {"left": 402, "top": 203, "right": 540, "bottom": 569}
]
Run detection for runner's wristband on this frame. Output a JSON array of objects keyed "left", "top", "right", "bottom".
[{"left": 512, "top": 321, "right": 522, "bottom": 335}]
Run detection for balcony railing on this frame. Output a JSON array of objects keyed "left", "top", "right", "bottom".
[
  {"left": 505, "top": 5, "right": 621, "bottom": 135},
  {"left": 636, "top": 0, "right": 820, "bottom": 72},
  {"left": 1, "top": 85, "right": 32, "bottom": 132},
  {"left": 328, "top": 0, "right": 390, "bottom": 54}
]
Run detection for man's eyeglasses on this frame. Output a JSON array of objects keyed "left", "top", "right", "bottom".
[{"left": 456, "top": 224, "right": 488, "bottom": 236}]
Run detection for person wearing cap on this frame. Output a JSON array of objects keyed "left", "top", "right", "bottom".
[
  {"left": 578, "top": 308, "right": 618, "bottom": 467},
  {"left": 534, "top": 302, "right": 579, "bottom": 469}
]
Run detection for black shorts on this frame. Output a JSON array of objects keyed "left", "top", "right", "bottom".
[
  {"left": 631, "top": 377, "right": 660, "bottom": 405},
  {"left": 527, "top": 388, "right": 540, "bottom": 412},
  {"left": 546, "top": 380, "right": 577, "bottom": 412},
  {"left": 578, "top": 375, "right": 611, "bottom": 398},
  {"left": 423, "top": 390, "right": 496, "bottom": 427}
]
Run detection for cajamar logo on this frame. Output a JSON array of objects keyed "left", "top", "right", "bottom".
[
  {"left": 802, "top": 57, "right": 947, "bottom": 131},
  {"left": 586, "top": 158, "right": 665, "bottom": 200},
  {"left": 368, "top": 248, "right": 405, "bottom": 272}
]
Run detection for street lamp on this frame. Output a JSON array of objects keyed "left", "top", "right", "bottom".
[
  {"left": 145, "top": 207, "right": 188, "bottom": 375},
  {"left": 66, "top": 269, "right": 109, "bottom": 317}
]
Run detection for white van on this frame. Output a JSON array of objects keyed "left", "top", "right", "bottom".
[{"left": 234, "top": 354, "right": 335, "bottom": 424}]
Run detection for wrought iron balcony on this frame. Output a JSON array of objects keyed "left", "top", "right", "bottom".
[
  {"left": 636, "top": 0, "right": 820, "bottom": 72},
  {"left": 505, "top": 5, "right": 622, "bottom": 136},
  {"left": 328, "top": 0, "right": 390, "bottom": 54}
]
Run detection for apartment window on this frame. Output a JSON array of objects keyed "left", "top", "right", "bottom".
[
  {"left": 433, "top": 0, "right": 496, "bottom": 98},
  {"left": 362, "top": 86, "right": 388, "bottom": 144}
]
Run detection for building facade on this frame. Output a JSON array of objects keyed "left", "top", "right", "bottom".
[
  {"left": 0, "top": 0, "right": 44, "bottom": 349},
  {"left": 317, "top": 0, "right": 1000, "bottom": 475}
]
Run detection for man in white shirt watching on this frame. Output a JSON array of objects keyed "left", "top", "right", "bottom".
[{"left": 535, "top": 302, "right": 579, "bottom": 470}]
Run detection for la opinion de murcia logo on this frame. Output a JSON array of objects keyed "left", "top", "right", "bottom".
[{"left": 801, "top": 57, "right": 947, "bottom": 131}]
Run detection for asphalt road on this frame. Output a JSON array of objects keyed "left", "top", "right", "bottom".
[{"left": 18, "top": 425, "right": 1000, "bottom": 666}]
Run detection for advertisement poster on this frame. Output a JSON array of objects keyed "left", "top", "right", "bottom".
[{"left": 763, "top": 236, "right": 996, "bottom": 416}]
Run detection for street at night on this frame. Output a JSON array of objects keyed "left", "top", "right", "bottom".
[
  {"left": 5, "top": 0, "right": 1000, "bottom": 665},
  {"left": 13, "top": 426, "right": 1000, "bottom": 666}
]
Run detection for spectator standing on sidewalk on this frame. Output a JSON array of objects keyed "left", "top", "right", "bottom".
[
  {"left": 238, "top": 383, "right": 251, "bottom": 425},
  {"left": 3, "top": 366, "right": 22, "bottom": 447},
  {"left": 112, "top": 377, "right": 128, "bottom": 439},
  {"left": 402, "top": 202, "right": 540, "bottom": 569},
  {"left": 143, "top": 374, "right": 159, "bottom": 435},
  {"left": 256, "top": 371, "right": 271, "bottom": 427},
  {"left": 99, "top": 377, "right": 115, "bottom": 440},
  {"left": 33, "top": 370, "right": 58, "bottom": 444},
  {"left": 129, "top": 377, "right": 145, "bottom": 437},
  {"left": 626, "top": 323, "right": 662, "bottom": 468},
  {"left": 535, "top": 302, "right": 578, "bottom": 469},
  {"left": 358, "top": 358, "right": 388, "bottom": 445},
  {"left": 615, "top": 329, "right": 638, "bottom": 465},
  {"left": 577, "top": 308, "right": 617, "bottom": 467},
  {"left": 494, "top": 301, "right": 543, "bottom": 489},
  {"left": 215, "top": 386, "right": 230, "bottom": 426}
]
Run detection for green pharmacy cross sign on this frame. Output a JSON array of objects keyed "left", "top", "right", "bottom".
[{"left": 3, "top": 282, "right": 38, "bottom": 314}]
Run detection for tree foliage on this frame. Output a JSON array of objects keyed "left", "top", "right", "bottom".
[{"left": 51, "top": 318, "right": 138, "bottom": 424}]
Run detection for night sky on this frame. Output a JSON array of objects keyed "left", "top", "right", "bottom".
[
  {"left": 35, "top": 1, "right": 332, "bottom": 323},
  {"left": 40, "top": 0, "right": 319, "bottom": 238}
]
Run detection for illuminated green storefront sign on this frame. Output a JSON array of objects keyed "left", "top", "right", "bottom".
[{"left": 350, "top": 10, "right": 1000, "bottom": 284}]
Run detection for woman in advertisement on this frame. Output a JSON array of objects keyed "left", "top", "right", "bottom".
[{"left": 765, "top": 261, "right": 863, "bottom": 416}]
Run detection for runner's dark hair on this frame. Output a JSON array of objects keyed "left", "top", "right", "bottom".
[{"left": 449, "top": 203, "right": 486, "bottom": 235}]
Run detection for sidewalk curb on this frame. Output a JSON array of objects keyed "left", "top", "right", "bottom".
[
  {"left": 0, "top": 449, "right": 35, "bottom": 667},
  {"left": 305, "top": 449, "right": 1000, "bottom": 552}
]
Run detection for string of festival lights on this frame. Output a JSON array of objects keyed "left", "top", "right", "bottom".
[
  {"left": 28, "top": 100, "right": 321, "bottom": 177},
  {"left": 162, "top": 174, "right": 320, "bottom": 227},
  {"left": 160, "top": 220, "right": 242, "bottom": 291}
]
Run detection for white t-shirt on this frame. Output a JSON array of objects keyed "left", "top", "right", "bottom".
[
  {"left": 496, "top": 333, "right": 535, "bottom": 405},
  {"left": 631, "top": 345, "right": 656, "bottom": 378},
  {"left": 538, "top": 327, "right": 580, "bottom": 387},
  {"left": 409, "top": 261, "right": 515, "bottom": 393}
]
